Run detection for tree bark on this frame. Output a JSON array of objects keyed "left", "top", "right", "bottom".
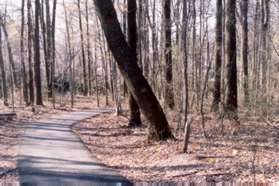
[
  {"left": 85, "top": 0, "right": 93, "bottom": 95},
  {"left": 212, "top": 0, "right": 223, "bottom": 112},
  {"left": 0, "top": 26, "right": 8, "bottom": 106},
  {"left": 45, "top": 0, "right": 53, "bottom": 98},
  {"left": 0, "top": 18, "right": 18, "bottom": 88},
  {"left": 164, "top": 0, "right": 175, "bottom": 109},
  {"left": 225, "top": 0, "right": 238, "bottom": 118},
  {"left": 93, "top": 0, "right": 173, "bottom": 140},
  {"left": 261, "top": 0, "right": 270, "bottom": 101},
  {"left": 78, "top": 0, "right": 88, "bottom": 96},
  {"left": 34, "top": 0, "right": 43, "bottom": 105},
  {"left": 182, "top": 0, "right": 189, "bottom": 127},
  {"left": 20, "top": 0, "right": 29, "bottom": 105},
  {"left": 127, "top": 0, "right": 142, "bottom": 127},
  {"left": 27, "top": 0, "right": 34, "bottom": 105},
  {"left": 241, "top": 0, "right": 249, "bottom": 105}
]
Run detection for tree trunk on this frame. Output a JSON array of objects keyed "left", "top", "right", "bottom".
[
  {"left": 261, "top": 0, "right": 270, "bottom": 102},
  {"left": 0, "top": 18, "right": 18, "bottom": 88},
  {"left": 127, "top": 0, "right": 142, "bottom": 127},
  {"left": 27, "top": 0, "right": 34, "bottom": 105},
  {"left": 64, "top": 0, "right": 74, "bottom": 108},
  {"left": 241, "top": 0, "right": 249, "bottom": 105},
  {"left": 93, "top": 0, "right": 173, "bottom": 140},
  {"left": 164, "top": 0, "right": 175, "bottom": 109},
  {"left": 0, "top": 26, "right": 8, "bottom": 106},
  {"left": 85, "top": 0, "right": 93, "bottom": 96},
  {"left": 212, "top": 0, "right": 223, "bottom": 112},
  {"left": 34, "top": 0, "right": 43, "bottom": 105},
  {"left": 225, "top": 0, "right": 238, "bottom": 118},
  {"left": 45, "top": 0, "right": 53, "bottom": 98},
  {"left": 78, "top": 0, "right": 88, "bottom": 96},
  {"left": 20, "top": 0, "right": 29, "bottom": 105},
  {"left": 182, "top": 0, "right": 189, "bottom": 127},
  {"left": 50, "top": 0, "right": 57, "bottom": 105}
]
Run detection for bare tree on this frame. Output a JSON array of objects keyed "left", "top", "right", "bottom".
[
  {"left": 27, "top": 0, "right": 34, "bottom": 105},
  {"left": 240, "top": 0, "right": 249, "bottom": 105},
  {"left": 127, "top": 0, "right": 142, "bottom": 127},
  {"left": 225, "top": 0, "right": 238, "bottom": 118},
  {"left": 212, "top": 0, "right": 223, "bottom": 112},
  {"left": 164, "top": 0, "right": 175, "bottom": 109},
  {"left": 77, "top": 0, "right": 88, "bottom": 96},
  {"left": 20, "top": 0, "right": 29, "bottom": 105},
  {"left": 0, "top": 25, "right": 8, "bottom": 106},
  {"left": 34, "top": 0, "right": 43, "bottom": 105},
  {"left": 93, "top": 0, "right": 173, "bottom": 140}
]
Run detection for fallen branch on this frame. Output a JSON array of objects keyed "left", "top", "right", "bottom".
[
  {"left": 171, "top": 170, "right": 198, "bottom": 178},
  {"left": 263, "top": 119, "right": 279, "bottom": 130}
]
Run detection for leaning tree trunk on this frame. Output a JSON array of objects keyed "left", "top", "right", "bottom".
[
  {"left": 225, "top": 0, "right": 238, "bottom": 118},
  {"left": 93, "top": 0, "right": 173, "bottom": 140},
  {"left": 127, "top": 0, "right": 142, "bottom": 127},
  {"left": 0, "top": 26, "right": 8, "bottom": 106},
  {"left": 212, "top": 0, "right": 223, "bottom": 112},
  {"left": 34, "top": 0, "right": 43, "bottom": 105}
]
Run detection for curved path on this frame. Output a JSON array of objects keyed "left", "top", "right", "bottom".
[{"left": 18, "top": 110, "right": 131, "bottom": 186}]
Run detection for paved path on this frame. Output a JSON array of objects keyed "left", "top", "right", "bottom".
[{"left": 18, "top": 111, "right": 131, "bottom": 186}]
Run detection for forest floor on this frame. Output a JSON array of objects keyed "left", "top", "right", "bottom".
[
  {"left": 73, "top": 112, "right": 279, "bottom": 183},
  {"left": 0, "top": 94, "right": 278, "bottom": 184}
]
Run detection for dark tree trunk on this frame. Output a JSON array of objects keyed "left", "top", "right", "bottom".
[
  {"left": 127, "top": 0, "right": 142, "bottom": 127},
  {"left": 50, "top": 0, "right": 57, "bottom": 104},
  {"left": 34, "top": 0, "right": 43, "bottom": 105},
  {"left": 27, "top": 0, "right": 34, "bottom": 104},
  {"left": 241, "top": 0, "right": 249, "bottom": 105},
  {"left": 225, "top": 0, "right": 238, "bottom": 118},
  {"left": 45, "top": 0, "right": 53, "bottom": 98},
  {"left": 0, "top": 26, "right": 8, "bottom": 106},
  {"left": 164, "top": 0, "right": 175, "bottom": 109},
  {"left": 93, "top": 0, "right": 173, "bottom": 140},
  {"left": 20, "top": 0, "right": 29, "bottom": 105},
  {"left": 182, "top": 0, "right": 189, "bottom": 125},
  {"left": 261, "top": 0, "right": 270, "bottom": 100},
  {"left": 212, "top": 0, "right": 223, "bottom": 112}
]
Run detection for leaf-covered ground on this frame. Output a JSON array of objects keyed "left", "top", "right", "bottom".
[
  {"left": 73, "top": 113, "right": 279, "bottom": 183},
  {"left": 0, "top": 119, "right": 21, "bottom": 183}
]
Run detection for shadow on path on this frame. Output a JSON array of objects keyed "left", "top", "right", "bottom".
[{"left": 18, "top": 111, "right": 131, "bottom": 186}]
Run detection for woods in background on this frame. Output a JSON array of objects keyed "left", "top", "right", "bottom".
[{"left": 0, "top": 0, "right": 278, "bottom": 139}]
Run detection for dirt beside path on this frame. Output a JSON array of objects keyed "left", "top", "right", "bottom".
[
  {"left": 73, "top": 113, "right": 279, "bottom": 183},
  {"left": 0, "top": 120, "right": 21, "bottom": 183}
]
